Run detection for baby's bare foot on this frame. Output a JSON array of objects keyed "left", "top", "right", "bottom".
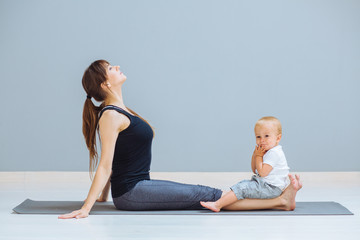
[{"left": 200, "top": 201, "right": 220, "bottom": 212}]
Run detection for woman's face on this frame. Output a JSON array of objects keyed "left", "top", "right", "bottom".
[{"left": 105, "top": 63, "right": 127, "bottom": 86}]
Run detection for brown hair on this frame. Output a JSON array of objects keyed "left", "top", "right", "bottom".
[
  {"left": 82, "top": 59, "right": 154, "bottom": 180},
  {"left": 255, "top": 116, "right": 282, "bottom": 135}
]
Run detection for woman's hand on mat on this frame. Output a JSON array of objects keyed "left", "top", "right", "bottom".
[
  {"left": 58, "top": 208, "right": 89, "bottom": 219},
  {"left": 96, "top": 197, "right": 107, "bottom": 202},
  {"left": 83, "top": 197, "right": 107, "bottom": 202}
]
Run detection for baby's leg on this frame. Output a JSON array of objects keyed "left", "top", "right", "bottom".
[
  {"left": 200, "top": 190, "right": 238, "bottom": 212},
  {"left": 201, "top": 179, "right": 252, "bottom": 212},
  {"left": 223, "top": 174, "right": 301, "bottom": 211}
]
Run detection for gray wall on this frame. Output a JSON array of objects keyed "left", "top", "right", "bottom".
[{"left": 1, "top": 0, "right": 359, "bottom": 172}]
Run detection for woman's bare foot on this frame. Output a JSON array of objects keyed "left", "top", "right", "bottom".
[
  {"left": 200, "top": 201, "right": 221, "bottom": 212},
  {"left": 276, "top": 174, "right": 302, "bottom": 211},
  {"left": 295, "top": 174, "right": 303, "bottom": 190}
]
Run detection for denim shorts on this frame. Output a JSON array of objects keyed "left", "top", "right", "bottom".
[
  {"left": 230, "top": 175, "right": 282, "bottom": 200},
  {"left": 112, "top": 179, "right": 222, "bottom": 210}
]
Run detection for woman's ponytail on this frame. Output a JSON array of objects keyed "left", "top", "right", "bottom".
[
  {"left": 82, "top": 98, "right": 104, "bottom": 181},
  {"left": 82, "top": 60, "right": 109, "bottom": 181}
]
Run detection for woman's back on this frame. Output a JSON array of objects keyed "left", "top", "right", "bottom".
[{"left": 98, "top": 105, "right": 154, "bottom": 198}]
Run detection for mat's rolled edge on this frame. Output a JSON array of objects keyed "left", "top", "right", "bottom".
[{"left": 13, "top": 198, "right": 32, "bottom": 214}]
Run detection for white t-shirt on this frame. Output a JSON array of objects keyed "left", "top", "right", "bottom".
[{"left": 259, "top": 145, "right": 290, "bottom": 190}]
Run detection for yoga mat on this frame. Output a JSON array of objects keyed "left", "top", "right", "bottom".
[{"left": 13, "top": 199, "right": 353, "bottom": 215}]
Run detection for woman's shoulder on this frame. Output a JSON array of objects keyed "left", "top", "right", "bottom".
[
  {"left": 100, "top": 108, "right": 124, "bottom": 118},
  {"left": 98, "top": 108, "right": 131, "bottom": 131}
]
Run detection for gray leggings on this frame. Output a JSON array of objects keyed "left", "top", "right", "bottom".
[{"left": 112, "top": 179, "right": 222, "bottom": 210}]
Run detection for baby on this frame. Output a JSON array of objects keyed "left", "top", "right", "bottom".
[{"left": 201, "top": 116, "right": 290, "bottom": 212}]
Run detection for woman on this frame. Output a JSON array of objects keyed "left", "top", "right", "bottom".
[{"left": 58, "top": 60, "right": 302, "bottom": 219}]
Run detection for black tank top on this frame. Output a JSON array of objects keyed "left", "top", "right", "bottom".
[{"left": 98, "top": 105, "right": 153, "bottom": 198}]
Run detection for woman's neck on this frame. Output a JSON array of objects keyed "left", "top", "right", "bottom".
[{"left": 105, "top": 87, "right": 126, "bottom": 108}]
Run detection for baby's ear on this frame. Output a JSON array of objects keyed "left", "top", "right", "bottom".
[{"left": 277, "top": 134, "right": 282, "bottom": 142}]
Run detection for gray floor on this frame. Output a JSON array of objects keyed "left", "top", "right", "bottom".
[{"left": 1, "top": 172, "right": 359, "bottom": 240}]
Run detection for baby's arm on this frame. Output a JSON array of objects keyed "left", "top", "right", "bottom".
[
  {"left": 254, "top": 146, "right": 273, "bottom": 177},
  {"left": 251, "top": 149, "right": 256, "bottom": 174}
]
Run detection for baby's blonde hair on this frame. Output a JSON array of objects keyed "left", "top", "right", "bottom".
[{"left": 255, "top": 116, "right": 282, "bottom": 135}]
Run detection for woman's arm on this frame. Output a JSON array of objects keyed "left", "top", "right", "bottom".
[
  {"left": 97, "top": 175, "right": 111, "bottom": 201},
  {"left": 58, "top": 110, "right": 129, "bottom": 219},
  {"left": 83, "top": 174, "right": 111, "bottom": 202},
  {"left": 82, "top": 165, "right": 112, "bottom": 212}
]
